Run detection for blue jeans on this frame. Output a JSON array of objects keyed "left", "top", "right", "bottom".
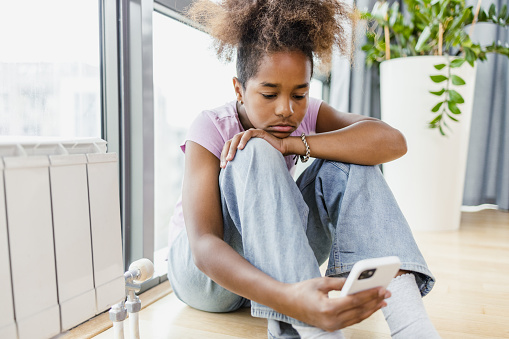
[{"left": 167, "top": 139, "right": 434, "bottom": 338}]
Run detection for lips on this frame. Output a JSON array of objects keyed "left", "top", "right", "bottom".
[{"left": 270, "top": 125, "right": 294, "bottom": 132}]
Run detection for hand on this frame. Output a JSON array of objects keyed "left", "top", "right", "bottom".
[
  {"left": 282, "top": 277, "right": 390, "bottom": 331},
  {"left": 220, "top": 128, "right": 286, "bottom": 168}
]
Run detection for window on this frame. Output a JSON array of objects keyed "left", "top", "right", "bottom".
[
  {"left": 152, "top": 9, "right": 326, "bottom": 276},
  {"left": 152, "top": 11, "right": 238, "bottom": 274},
  {"left": 0, "top": 1, "right": 101, "bottom": 138}
]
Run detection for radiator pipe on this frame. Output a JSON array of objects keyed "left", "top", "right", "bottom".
[
  {"left": 125, "top": 258, "right": 154, "bottom": 339},
  {"left": 109, "top": 301, "right": 127, "bottom": 339},
  {"left": 108, "top": 258, "right": 154, "bottom": 339}
]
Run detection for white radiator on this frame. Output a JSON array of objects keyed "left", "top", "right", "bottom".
[{"left": 0, "top": 138, "right": 125, "bottom": 339}]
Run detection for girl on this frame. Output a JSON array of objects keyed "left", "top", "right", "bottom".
[{"left": 167, "top": 0, "right": 440, "bottom": 338}]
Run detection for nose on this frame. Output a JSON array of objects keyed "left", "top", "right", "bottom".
[{"left": 275, "top": 98, "right": 293, "bottom": 118}]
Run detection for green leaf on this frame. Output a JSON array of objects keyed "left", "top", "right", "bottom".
[
  {"left": 415, "top": 12, "right": 430, "bottom": 26},
  {"left": 451, "top": 75, "right": 466, "bottom": 85},
  {"left": 462, "top": 38, "right": 473, "bottom": 48},
  {"left": 431, "top": 2, "right": 439, "bottom": 17},
  {"left": 450, "top": 7, "right": 472, "bottom": 31},
  {"left": 429, "top": 115, "right": 442, "bottom": 127},
  {"left": 447, "top": 113, "right": 459, "bottom": 122},
  {"left": 448, "top": 101, "right": 461, "bottom": 114},
  {"left": 464, "top": 47, "right": 476, "bottom": 66},
  {"left": 432, "top": 101, "right": 444, "bottom": 112},
  {"left": 478, "top": 9, "right": 488, "bottom": 22},
  {"left": 430, "top": 75, "right": 448, "bottom": 83},
  {"left": 430, "top": 88, "right": 446, "bottom": 96},
  {"left": 434, "top": 63, "right": 446, "bottom": 70},
  {"left": 438, "top": 0, "right": 452, "bottom": 19},
  {"left": 439, "top": 125, "right": 446, "bottom": 136},
  {"left": 500, "top": 5, "right": 507, "bottom": 20},
  {"left": 449, "top": 30, "right": 467, "bottom": 47},
  {"left": 486, "top": 43, "right": 509, "bottom": 57},
  {"left": 415, "top": 26, "right": 432, "bottom": 52},
  {"left": 448, "top": 89, "right": 465, "bottom": 103},
  {"left": 450, "top": 58, "right": 466, "bottom": 68},
  {"left": 489, "top": 4, "right": 496, "bottom": 19},
  {"left": 470, "top": 44, "right": 481, "bottom": 54}
]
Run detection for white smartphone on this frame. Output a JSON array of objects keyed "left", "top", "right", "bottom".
[{"left": 336, "top": 256, "right": 401, "bottom": 297}]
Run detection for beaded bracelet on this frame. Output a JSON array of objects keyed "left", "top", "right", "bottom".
[
  {"left": 293, "top": 133, "right": 311, "bottom": 165},
  {"left": 299, "top": 133, "right": 311, "bottom": 163}
]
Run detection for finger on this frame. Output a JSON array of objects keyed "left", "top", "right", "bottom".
[
  {"left": 319, "top": 277, "right": 346, "bottom": 293},
  {"left": 318, "top": 296, "right": 383, "bottom": 332},
  {"left": 237, "top": 130, "right": 254, "bottom": 150},
  {"left": 329, "top": 287, "right": 384, "bottom": 312},
  {"left": 336, "top": 300, "right": 384, "bottom": 329},
  {"left": 324, "top": 277, "right": 346, "bottom": 290},
  {"left": 326, "top": 291, "right": 385, "bottom": 330},
  {"left": 354, "top": 290, "right": 386, "bottom": 313},
  {"left": 226, "top": 134, "right": 243, "bottom": 160},
  {"left": 346, "top": 287, "right": 386, "bottom": 310},
  {"left": 220, "top": 140, "right": 231, "bottom": 168}
]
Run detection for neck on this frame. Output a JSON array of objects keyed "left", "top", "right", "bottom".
[{"left": 236, "top": 101, "right": 253, "bottom": 131}]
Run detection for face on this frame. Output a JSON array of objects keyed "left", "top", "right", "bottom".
[{"left": 233, "top": 51, "right": 312, "bottom": 139}]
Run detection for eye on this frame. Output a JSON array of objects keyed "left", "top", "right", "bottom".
[
  {"left": 262, "top": 93, "right": 277, "bottom": 99},
  {"left": 293, "top": 94, "right": 307, "bottom": 100}
]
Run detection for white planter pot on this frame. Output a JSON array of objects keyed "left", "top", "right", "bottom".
[{"left": 380, "top": 56, "right": 477, "bottom": 231}]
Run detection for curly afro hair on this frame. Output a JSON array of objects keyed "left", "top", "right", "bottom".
[{"left": 187, "top": 0, "right": 356, "bottom": 87}]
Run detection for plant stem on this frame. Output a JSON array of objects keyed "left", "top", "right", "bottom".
[
  {"left": 384, "top": 14, "right": 391, "bottom": 60},
  {"left": 469, "top": 0, "right": 483, "bottom": 36},
  {"left": 439, "top": 23, "right": 443, "bottom": 56}
]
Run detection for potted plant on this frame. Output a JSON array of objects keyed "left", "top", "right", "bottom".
[{"left": 360, "top": 0, "right": 508, "bottom": 231}]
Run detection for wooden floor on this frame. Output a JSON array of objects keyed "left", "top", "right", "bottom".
[{"left": 93, "top": 209, "right": 509, "bottom": 339}]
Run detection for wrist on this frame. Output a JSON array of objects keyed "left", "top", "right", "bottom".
[
  {"left": 271, "top": 282, "right": 310, "bottom": 325},
  {"left": 283, "top": 136, "right": 306, "bottom": 156},
  {"left": 270, "top": 281, "right": 296, "bottom": 315}
]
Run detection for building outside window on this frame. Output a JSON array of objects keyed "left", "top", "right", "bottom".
[{"left": 0, "top": 1, "right": 101, "bottom": 138}]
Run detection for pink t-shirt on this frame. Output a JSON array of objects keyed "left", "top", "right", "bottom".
[{"left": 168, "top": 97, "right": 323, "bottom": 246}]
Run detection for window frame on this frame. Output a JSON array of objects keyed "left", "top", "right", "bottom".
[
  {"left": 114, "top": 0, "right": 157, "bottom": 281},
  {"left": 102, "top": 0, "right": 157, "bottom": 283}
]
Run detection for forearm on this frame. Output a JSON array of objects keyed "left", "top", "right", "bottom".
[
  {"left": 192, "top": 233, "right": 291, "bottom": 313},
  {"left": 287, "top": 120, "right": 407, "bottom": 165},
  {"left": 192, "top": 233, "right": 387, "bottom": 330}
]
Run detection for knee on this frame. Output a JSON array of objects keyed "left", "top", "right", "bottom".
[
  {"left": 172, "top": 279, "right": 246, "bottom": 313},
  {"left": 322, "top": 161, "right": 380, "bottom": 179},
  {"left": 222, "top": 138, "right": 287, "bottom": 180},
  {"left": 349, "top": 163, "right": 383, "bottom": 182},
  {"left": 233, "top": 138, "right": 283, "bottom": 165},
  {"left": 313, "top": 161, "right": 351, "bottom": 185},
  {"left": 314, "top": 162, "right": 380, "bottom": 199}
]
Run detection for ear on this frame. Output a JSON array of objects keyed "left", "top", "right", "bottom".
[{"left": 232, "top": 77, "right": 244, "bottom": 104}]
